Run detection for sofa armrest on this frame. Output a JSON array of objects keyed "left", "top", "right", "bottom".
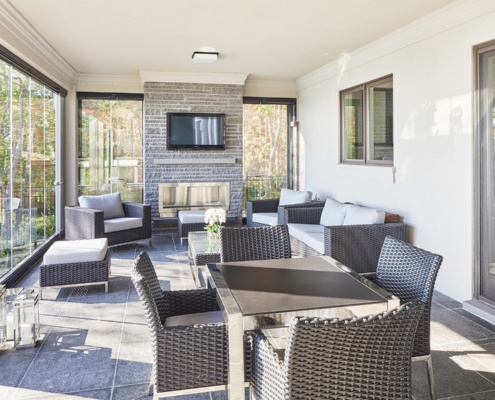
[
  {"left": 277, "top": 200, "right": 325, "bottom": 224},
  {"left": 283, "top": 206, "right": 324, "bottom": 224},
  {"left": 64, "top": 206, "right": 105, "bottom": 240},
  {"left": 324, "top": 223, "right": 408, "bottom": 274},
  {"left": 246, "top": 198, "right": 280, "bottom": 226}
]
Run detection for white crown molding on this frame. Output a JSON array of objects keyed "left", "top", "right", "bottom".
[
  {"left": 75, "top": 73, "right": 144, "bottom": 92},
  {"left": 140, "top": 71, "right": 249, "bottom": 85},
  {"left": 297, "top": 0, "right": 494, "bottom": 90},
  {"left": 244, "top": 78, "right": 297, "bottom": 92},
  {"left": 0, "top": 1, "right": 76, "bottom": 89}
]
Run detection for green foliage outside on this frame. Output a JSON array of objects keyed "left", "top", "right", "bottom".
[
  {"left": 242, "top": 104, "right": 289, "bottom": 215},
  {"left": 79, "top": 99, "right": 143, "bottom": 202},
  {"left": 0, "top": 60, "right": 56, "bottom": 277}
]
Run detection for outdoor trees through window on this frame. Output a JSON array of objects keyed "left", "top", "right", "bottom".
[
  {"left": 78, "top": 94, "right": 143, "bottom": 203},
  {"left": 243, "top": 98, "right": 295, "bottom": 212},
  {"left": 0, "top": 60, "right": 58, "bottom": 278}
]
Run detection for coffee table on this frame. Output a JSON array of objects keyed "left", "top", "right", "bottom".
[{"left": 187, "top": 231, "right": 221, "bottom": 287}]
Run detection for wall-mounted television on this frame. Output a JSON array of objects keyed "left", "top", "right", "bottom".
[{"left": 167, "top": 112, "right": 225, "bottom": 150}]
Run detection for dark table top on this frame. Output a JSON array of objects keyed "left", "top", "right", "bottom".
[{"left": 210, "top": 257, "right": 389, "bottom": 316}]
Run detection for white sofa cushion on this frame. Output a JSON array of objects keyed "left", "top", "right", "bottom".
[
  {"left": 78, "top": 192, "right": 125, "bottom": 220},
  {"left": 164, "top": 310, "right": 224, "bottom": 327},
  {"left": 178, "top": 210, "right": 207, "bottom": 223},
  {"left": 104, "top": 217, "right": 143, "bottom": 233},
  {"left": 343, "top": 204, "right": 386, "bottom": 225},
  {"left": 302, "top": 232, "right": 325, "bottom": 254},
  {"left": 252, "top": 212, "right": 278, "bottom": 226},
  {"left": 287, "top": 223, "right": 324, "bottom": 242},
  {"left": 43, "top": 238, "right": 108, "bottom": 265},
  {"left": 279, "top": 188, "right": 313, "bottom": 206},
  {"left": 320, "top": 198, "right": 348, "bottom": 226}
]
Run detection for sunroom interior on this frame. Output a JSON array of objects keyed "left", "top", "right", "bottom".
[{"left": 1, "top": 0, "right": 495, "bottom": 398}]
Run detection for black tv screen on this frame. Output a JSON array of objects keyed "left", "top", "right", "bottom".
[{"left": 167, "top": 112, "right": 225, "bottom": 150}]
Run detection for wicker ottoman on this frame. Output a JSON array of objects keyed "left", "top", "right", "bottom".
[
  {"left": 178, "top": 210, "right": 207, "bottom": 245},
  {"left": 39, "top": 238, "right": 110, "bottom": 299}
]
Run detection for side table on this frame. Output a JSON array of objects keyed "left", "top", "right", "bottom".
[{"left": 187, "top": 231, "right": 221, "bottom": 287}]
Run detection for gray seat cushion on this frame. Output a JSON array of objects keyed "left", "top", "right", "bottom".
[{"left": 164, "top": 310, "right": 224, "bottom": 327}]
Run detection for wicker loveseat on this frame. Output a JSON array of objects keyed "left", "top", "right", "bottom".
[
  {"left": 285, "top": 198, "right": 408, "bottom": 273},
  {"left": 65, "top": 192, "right": 152, "bottom": 247}
]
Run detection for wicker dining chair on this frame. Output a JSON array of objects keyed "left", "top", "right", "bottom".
[
  {"left": 219, "top": 225, "right": 292, "bottom": 263},
  {"left": 249, "top": 300, "right": 425, "bottom": 400},
  {"left": 131, "top": 251, "right": 239, "bottom": 398},
  {"left": 367, "top": 235, "right": 443, "bottom": 400}
]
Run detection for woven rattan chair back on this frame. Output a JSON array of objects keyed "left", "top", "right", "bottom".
[
  {"left": 131, "top": 251, "right": 166, "bottom": 319},
  {"left": 375, "top": 235, "right": 443, "bottom": 357},
  {"left": 252, "top": 301, "right": 424, "bottom": 400},
  {"left": 131, "top": 270, "right": 164, "bottom": 340},
  {"left": 374, "top": 235, "right": 443, "bottom": 400},
  {"left": 219, "top": 225, "right": 292, "bottom": 263}
]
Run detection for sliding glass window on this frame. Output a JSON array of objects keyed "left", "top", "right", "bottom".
[
  {"left": 78, "top": 93, "right": 143, "bottom": 202},
  {"left": 341, "top": 75, "right": 393, "bottom": 165},
  {"left": 0, "top": 60, "right": 60, "bottom": 280}
]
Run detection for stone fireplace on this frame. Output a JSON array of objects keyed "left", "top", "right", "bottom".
[{"left": 143, "top": 81, "right": 243, "bottom": 224}]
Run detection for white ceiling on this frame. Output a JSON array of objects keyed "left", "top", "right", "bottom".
[{"left": 9, "top": 0, "right": 456, "bottom": 83}]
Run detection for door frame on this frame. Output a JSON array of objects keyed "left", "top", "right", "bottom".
[
  {"left": 473, "top": 39, "right": 495, "bottom": 305},
  {"left": 242, "top": 97, "right": 297, "bottom": 189}
]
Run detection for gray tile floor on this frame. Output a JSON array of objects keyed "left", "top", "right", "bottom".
[{"left": 1, "top": 233, "right": 495, "bottom": 399}]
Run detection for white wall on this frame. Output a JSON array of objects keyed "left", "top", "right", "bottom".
[{"left": 297, "top": 0, "right": 495, "bottom": 302}]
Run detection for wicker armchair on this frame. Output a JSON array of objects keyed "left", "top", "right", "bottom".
[
  {"left": 131, "top": 251, "right": 240, "bottom": 398},
  {"left": 365, "top": 235, "right": 443, "bottom": 400},
  {"left": 249, "top": 300, "right": 424, "bottom": 400},
  {"left": 219, "top": 225, "right": 292, "bottom": 262},
  {"left": 284, "top": 205, "right": 408, "bottom": 273},
  {"left": 65, "top": 202, "right": 152, "bottom": 247},
  {"left": 246, "top": 198, "right": 324, "bottom": 226}
]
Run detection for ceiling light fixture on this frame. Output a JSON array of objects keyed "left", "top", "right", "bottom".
[{"left": 192, "top": 51, "right": 218, "bottom": 63}]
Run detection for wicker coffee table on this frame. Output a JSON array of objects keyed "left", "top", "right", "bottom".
[{"left": 187, "top": 231, "right": 221, "bottom": 287}]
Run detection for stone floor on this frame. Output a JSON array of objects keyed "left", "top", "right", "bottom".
[{"left": 1, "top": 232, "right": 495, "bottom": 399}]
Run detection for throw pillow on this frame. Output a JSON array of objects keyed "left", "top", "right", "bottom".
[
  {"left": 343, "top": 204, "right": 386, "bottom": 225},
  {"left": 320, "top": 198, "right": 347, "bottom": 226},
  {"left": 279, "top": 188, "right": 313, "bottom": 206},
  {"left": 78, "top": 192, "right": 125, "bottom": 220}
]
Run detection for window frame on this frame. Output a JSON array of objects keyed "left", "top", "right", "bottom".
[{"left": 340, "top": 74, "right": 394, "bottom": 166}]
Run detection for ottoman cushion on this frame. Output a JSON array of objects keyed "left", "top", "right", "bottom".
[
  {"left": 43, "top": 238, "right": 108, "bottom": 265},
  {"left": 178, "top": 210, "right": 207, "bottom": 224}
]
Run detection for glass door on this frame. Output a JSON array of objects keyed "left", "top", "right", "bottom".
[
  {"left": 478, "top": 43, "right": 495, "bottom": 304},
  {"left": 242, "top": 97, "right": 296, "bottom": 210}
]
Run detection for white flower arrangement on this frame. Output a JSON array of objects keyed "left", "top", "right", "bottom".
[{"left": 204, "top": 208, "right": 226, "bottom": 238}]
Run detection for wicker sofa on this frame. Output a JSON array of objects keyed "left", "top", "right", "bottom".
[
  {"left": 284, "top": 198, "right": 408, "bottom": 273},
  {"left": 65, "top": 193, "right": 152, "bottom": 247}
]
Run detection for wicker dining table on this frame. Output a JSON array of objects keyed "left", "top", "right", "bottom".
[{"left": 207, "top": 256, "right": 400, "bottom": 400}]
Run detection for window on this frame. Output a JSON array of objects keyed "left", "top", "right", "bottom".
[
  {"left": 0, "top": 48, "right": 64, "bottom": 282},
  {"left": 78, "top": 93, "right": 144, "bottom": 202},
  {"left": 341, "top": 75, "right": 393, "bottom": 165}
]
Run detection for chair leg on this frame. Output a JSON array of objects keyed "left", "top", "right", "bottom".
[{"left": 426, "top": 355, "right": 436, "bottom": 400}]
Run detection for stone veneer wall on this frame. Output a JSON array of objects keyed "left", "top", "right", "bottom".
[{"left": 143, "top": 82, "right": 243, "bottom": 222}]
